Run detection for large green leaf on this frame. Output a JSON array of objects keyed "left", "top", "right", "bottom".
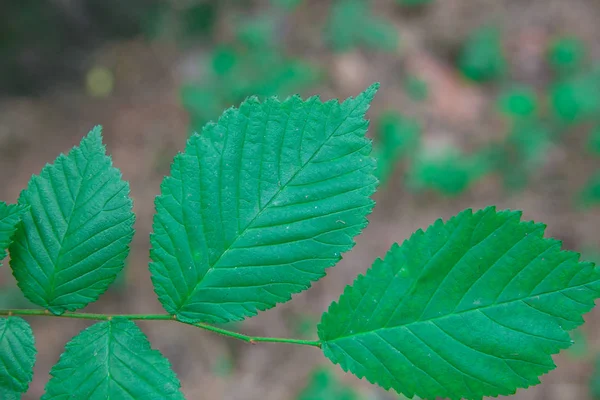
[
  {"left": 319, "top": 207, "right": 600, "bottom": 399},
  {"left": 9, "top": 127, "right": 135, "bottom": 314},
  {"left": 0, "top": 317, "right": 36, "bottom": 399},
  {"left": 43, "top": 318, "right": 183, "bottom": 399},
  {"left": 0, "top": 202, "right": 25, "bottom": 266},
  {"left": 151, "top": 85, "right": 378, "bottom": 323}
]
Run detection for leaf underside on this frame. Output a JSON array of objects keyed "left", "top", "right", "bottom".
[
  {"left": 43, "top": 318, "right": 184, "bottom": 400},
  {"left": 150, "top": 85, "right": 379, "bottom": 323},
  {"left": 319, "top": 207, "right": 600, "bottom": 400},
  {"left": 0, "top": 317, "right": 36, "bottom": 399},
  {"left": 9, "top": 127, "right": 135, "bottom": 314},
  {"left": 0, "top": 202, "right": 25, "bottom": 266}
]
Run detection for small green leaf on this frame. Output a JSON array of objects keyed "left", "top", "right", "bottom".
[
  {"left": 0, "top": 317, "right": 36, "bottom": 399},
  {"left": 43, "top": 318, "right": 183, "bottom": 399},
  {"left": 319, "top": 207, "right": 600, "bottom": 399},
  {"left": 0, "top": 202, "right": 25, "bottom": 266},
  {"left": 9, "top": 127, "right": 135, "bottom": 314},
  {"left": 151, "top": 85, "right": 379, "bottom": 323}
]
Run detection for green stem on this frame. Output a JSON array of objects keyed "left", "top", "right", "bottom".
[{"left": 0, "top": 309, "right": 322, "bottom": 348}]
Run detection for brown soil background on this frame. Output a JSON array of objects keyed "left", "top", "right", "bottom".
[{"left": 1, "top": 0, "right": 600, "bottom": 399}]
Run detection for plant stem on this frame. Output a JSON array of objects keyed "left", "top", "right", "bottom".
[
  {"left": 192, "top": 322, "right": 322, "bottom": 348},
  {"left": 0, "top": 309, "right": 322, "bottom": 348}
]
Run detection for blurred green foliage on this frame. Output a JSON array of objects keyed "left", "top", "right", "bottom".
[
  {"left": 580, "top": 171, "right": 600, "bottom": 207},
  {"left": 592, "top": 356, "right": 600, "bottom": 399},
  {"left": 375, "top": 112, "right": 421, "bottom": 184},
  {"left": 494, "top": 121, "right": 552, "bottom": 190},
  {"left": 297, "top": 368, "right": 361, "bottom": 400},
  {"left": 548, "top": 36, "right": 585, "bottom": 74},
  {"left": 568, "top": 328, "right": 589, "bottom": 360},
  {"left": 182, "top": 46, "right": 319, "bottom": 130},
  {"left": 407, "top": 147, "right": 489, "bottom": 196},
  {"left": 212, "top": 354, "right": 234, "bottom": 378},
  {"left": 182, "top": 10, "right": 320, "bottom": 131},
  {"left": 550, "top": 74, "right": 600, "bottom": 123},
  {"left": 372, "top": 31, "right": 600, "bottom": 201},
  {"left": 589, "top": 125, "right": 600, "bottom": 155},
  {"left": 404, "top": 76, "right": 429, "bottom": 102},
  {"left": 458, "top": 26, "right": 506, "bottom": 82},
  {"left": 3, "top": 2, "right": 600, "bottom": 205},
  {"left": 397, "top": 0, "right": 434, "bottom": 6},
  {"left": 496, "top": 86, "right": 538, "bottom": 119},
  {"left": 325, "top": 0, "right": 399, "bottom": 52},
  {"left": 271, "top": 0, "right": 303, "bottom": 10}
]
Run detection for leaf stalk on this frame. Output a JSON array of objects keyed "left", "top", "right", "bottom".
[{"left": 0, "top": 309, "right": 322, "bottom": 348}]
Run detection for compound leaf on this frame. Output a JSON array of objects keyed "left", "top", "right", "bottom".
[
  {"left": 0, "top": 202, "right": 26, "bottom": 266},
  {"left": 9, "top": 127, "right": 135, "bottom": 314},
  {"left": 0, "top": 317, "right": 36, "bottom": 399},
  {"left": 319, "top": 207, "right": 600, "bottom": 400},
  {"left": 43, "top": 318, "right": 183, "bottom": 399},
  {"left": 150, "top": 85, "right": 378, "bottom": 323}
]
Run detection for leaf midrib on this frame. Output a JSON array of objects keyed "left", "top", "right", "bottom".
[
  {"left": 324, "top": 280, "right": 596, "bottom": 344},
  {"left": 177, "top": 96, "right": 368, "bottom": 312},
  {"left": 46, "top": 151, "right": 93, "bottom": 300}
]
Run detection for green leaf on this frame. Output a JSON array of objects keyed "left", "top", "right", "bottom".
[
  {"left": 9, "top": 126, "right": 135, "bottom": 314},
  {"left": 43, "top": 318, "right": 183, "bottom": 399},
  {"left": 0, "top": 317, "right": 36, "bottom": 399},
  {"left": 319, "top": 207, "right": 600, "bottom": 399},
  {"left": 151, "top": 85, "right": 379, "bottom": 323},
  {"left": 0, "top": 202, "right": 25, "bottom": 266}
]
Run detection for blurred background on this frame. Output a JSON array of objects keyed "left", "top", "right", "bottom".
[{"left": 1, "top": 0, "right": 600, "bottom": 399}]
